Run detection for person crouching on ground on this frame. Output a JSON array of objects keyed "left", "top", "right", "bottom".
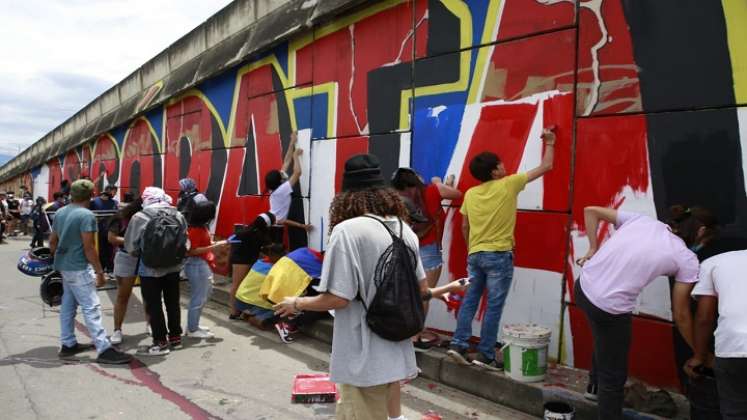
[
  {"left": 184, "top": 200, "right": 228, "bottom": 339},
  {"left": 108, "top": 194, "right": 143, "bottom": 345},
  {"left": 49, "top": 179, "right": 131, "bottom": 364},
  {"left": 228, "top": 212, "right": 276, "bottom": 319},
  {"left": 234, "top": 243, "right": 286, "bottom": 329},
  {"left": 274, "top": 154, "right": 467, "bottom": 420},
  {"left": 575, "top": 206, "right": 700, "bottom": 420},
  {"left": 124, "top": 187, "right": 188, "bottom": 356}
]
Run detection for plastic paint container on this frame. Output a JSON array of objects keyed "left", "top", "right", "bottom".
[{"left": 502, "top": 324, "right": 552, "bottom": 383}]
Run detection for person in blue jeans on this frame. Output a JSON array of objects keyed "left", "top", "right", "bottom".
[
  {"left": 184, "top": 200, "right": 227, "bottom": 339},
  {"left": 49, "top": 179, "right": 131, "bottom": 364},
  {"left": 447, "top": 128, "right": 556, "bottom": 369}
]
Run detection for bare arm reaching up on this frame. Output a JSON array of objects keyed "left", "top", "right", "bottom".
[{"left": 526, "top": 127, "right": 556, "bottom": 183}]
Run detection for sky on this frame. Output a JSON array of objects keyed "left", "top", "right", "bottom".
[{"left": 0, "top": 0, "right": 235, "bottom": 157}]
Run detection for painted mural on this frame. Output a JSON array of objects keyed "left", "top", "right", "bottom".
[{"left": 6, "top": 0, "right": 747, "bottom": 390}]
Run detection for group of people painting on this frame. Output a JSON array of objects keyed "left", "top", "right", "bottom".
[{"left": 44, "top": 123, "right": 745, "bottom": 420}]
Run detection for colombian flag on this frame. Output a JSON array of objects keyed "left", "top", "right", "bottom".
[{"left": 260, "top": 248, "right": 323, "bottom": 304}]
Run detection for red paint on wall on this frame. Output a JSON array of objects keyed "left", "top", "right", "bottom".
[
  {"left": 165, "top": 97, "right": 219, "bottom": 193},
  {"left": 568, "top": 305, "right": 680, "bottom": 390},
  {"left": 497, "top": 0, "right": 575, "bottom": 41},
  {"left": 47, "top": 158, "right": 63, "bottom": 201},
  {"left": 577, "top": 0, "right": 641, "bottom": 115},
  {"left": 542, "top": 93, "right": 573, "bottom": 210},
  {"left": 514, "top": 211, "right": 568, "bottom": 273},
  {"left": 63, "top": 150, "right": 81, "bottom": 184},
  {"left": 80, "top": 146, "right": 92, "bottom": 179},
  {"left": 120, "top": 118, "right": 160, "bottom": 195},
  {"left": 91, "top": 135, "right": 119, "bottom": 195},
  {"left": 572, "top": 115, "right": 650, "bottom": 232}
]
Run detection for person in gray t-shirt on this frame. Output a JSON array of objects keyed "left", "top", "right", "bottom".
[{"left": 274, "top": 154, "right": 466, "bottom": 420}]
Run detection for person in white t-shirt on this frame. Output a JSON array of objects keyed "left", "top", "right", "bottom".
[
  {"left": 687, "top": 250, "right": 747, "bottom": 420},
  {"left": 265, "top": 131, "right": 312, "bottom": 234}
]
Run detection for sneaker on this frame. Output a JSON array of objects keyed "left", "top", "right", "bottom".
[
  {"left": 413, "top": 339, "right": 433, "bottom": 353},
  {"left": 168, "top": 336, "right": 183, "bottom": 349},
  {"left": 185, "top": 329, "right": 215, "bottom": 339},
  {"left": 139, "top": 343, "right": 170, "bottom": 356},
  {"left": 97, "top": 347, "right": 133, "bottom": 364},
  {"left": 274, "top": 322, "right": 295, "bottom": 344},
  {"left": 110, "top": 330, "right": 123, "bottom": 345},
  {"left": 58, "top": 342, "right": 95, "bottom": 358},
  {"left": 229, "top": 313, "right": 242, "bottom": 321},
  {"left": 470, "top": 352, "right": 503, "bottom": 371},
  {"left": 197, "top": 325, "right": 211, "bottom": 332},
  {"left": 584, "top": 383, "right": 598, "bottom": 401},
  {"left": 446, "top": 345, "right": 471, "bottom": 366}
]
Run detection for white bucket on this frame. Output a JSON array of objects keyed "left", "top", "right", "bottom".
[{"left": 501, "top": 324, "right": 551, "bottom": 383}]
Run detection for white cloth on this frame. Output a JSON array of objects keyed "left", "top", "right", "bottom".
[
  {"left": 142, "top": 187, "right": 172, "bottom": 208},
  {"left": 318, "top": 215, "right": 426, "bottom": 387},
  {"left": 269, "top": 181, "right": 292, "bottom": 222},
  {"left": 691, "top": 250, "right": 747, "bottom": 358}
]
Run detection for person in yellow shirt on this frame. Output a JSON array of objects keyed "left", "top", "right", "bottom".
[{"left": 447, "top": 127, "right": 557, "bottom": 370}]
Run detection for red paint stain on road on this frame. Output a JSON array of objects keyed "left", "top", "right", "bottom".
[{"left": 74, "top": 321, "right": 221, "bottom": 419}]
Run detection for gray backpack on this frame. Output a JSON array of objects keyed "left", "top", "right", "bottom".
[{"left": 140, "top": 207, "right": 187, "bottom": 268}]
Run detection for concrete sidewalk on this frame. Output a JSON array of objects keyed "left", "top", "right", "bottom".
[{"left": 205, "top": 275, "right": 690, "bottom": 420}]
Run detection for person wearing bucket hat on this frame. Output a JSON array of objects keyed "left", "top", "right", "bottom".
[
  {"left": 273, "top": 154, "right": 467, "bottom": 420},
  {"left": 49, "top": 179, "right": 132, "bottom": 364}
]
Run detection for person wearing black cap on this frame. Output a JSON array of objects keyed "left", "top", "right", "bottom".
[{"left": 274, "top": 154, "right": 466, "bottom": 420}]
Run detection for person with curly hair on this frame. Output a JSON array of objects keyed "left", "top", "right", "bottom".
[{"left": 275, "top": 154, "right": 466, "bottom": 420}]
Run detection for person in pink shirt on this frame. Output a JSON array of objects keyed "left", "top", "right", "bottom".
[{"left": 575, "top": 206, "right": 700, "bottom": 420}]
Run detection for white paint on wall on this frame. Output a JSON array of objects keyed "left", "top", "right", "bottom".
[
  {"left": 33, "top": 164, "right": 49, "bottom": 200},
  {"left": 297, "top": 128, "right": 312, "bottom": 197},
  {"left": 516, "top": 99, "right": 545, "bottom": 210},
  {"left": 309, "top": 139, "right": 336, "bottom": 251},
  {"left": 738, "top": 108, "right": 747, "bottom": 194},
  {"left": 398, "top": 132, "right": 411, "bottom": 168},
  {"left": 560, "top": 306, "right": 574, "bottom": 366}
]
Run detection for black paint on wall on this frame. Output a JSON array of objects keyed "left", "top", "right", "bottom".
[
  {"left": 179, "top": 137, "right": 192, "bottom": 180},
  {"left": 130, "top": 160, "right": 141, "bottom": 195},
  {"left": 646, "top": 108, "right": 747, "bottom": 232},
  {"left": 621, "top": 0, "right": 736, "bottom": 112},
  {"left": 238, "top": 122, "right": 259, "bottom": 196},
  {"left": 206, "top": 115, "right": 228, "bottom": 203}
]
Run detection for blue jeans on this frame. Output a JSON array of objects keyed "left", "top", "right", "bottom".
[
  {"left": 60, "top": 267, "right": 111, "bottom": 354},
  {"left": 184, "top": 257, "right": 213, "bottom": 333},
  {"left": 451, "top": 251, "right": 514, "bottom": 360}
]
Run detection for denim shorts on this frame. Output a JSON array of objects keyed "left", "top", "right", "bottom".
[
  {"left": 113, "top": 250, "right": 139, "bottom": 278},
  {"left": 419, "top": 242, "right": 443, "bottom": 272}
]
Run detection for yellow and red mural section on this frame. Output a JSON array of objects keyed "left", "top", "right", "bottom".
[{"left": 16, "top": 0, "right": 747, "bottom": 389}]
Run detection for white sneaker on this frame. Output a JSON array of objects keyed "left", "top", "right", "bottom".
[
  {"left": 186, "top": 329, "right": 215, "bottom": 339},
  {"left": 110, "top": 330, "right": 123, "bottom": 344},
  {"left": 138, "top": 343, "right": 170, "bottom": 356},
  {"left": 197, "top": 325, "right": 211, "bottom": 332}
]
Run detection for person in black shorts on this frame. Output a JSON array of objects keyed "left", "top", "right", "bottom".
[{"left": 228, "top": 212, "right": 275, "bottom": 319}]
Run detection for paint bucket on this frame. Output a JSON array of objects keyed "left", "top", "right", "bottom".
[
  {"left": 543, "top": 401, "right": 575, "bottom": 420},
  {"left": 501, "top": 324, "right": 551, "bottom": 383}
]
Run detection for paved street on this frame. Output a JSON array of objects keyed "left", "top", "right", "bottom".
[{"left": 0, "top": 238, "right": 535, "bottom": 420}]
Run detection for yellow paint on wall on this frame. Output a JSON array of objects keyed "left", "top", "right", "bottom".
[{"left": 723, "top": 0, "right": 747, "bottom": 103}]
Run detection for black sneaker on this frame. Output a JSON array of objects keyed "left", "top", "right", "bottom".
[
  {"left": 58, "top": 343, "right": 95, "bottom": 358},
  {"left": 470, "top": 352, "right": 504, "bottom": 371},
  {"left": 168, "top": 336, "right": 183, "bottom": 349},
  {"left": 584, "top": 383, "right": 598, "bottom": 401},
  {"left": 96, "top": 347, "right": 133, "bottom": 364},
  {"left": 446, "top": 345, "right": 471, "bottom": 365},
  {"left": 414, "top": 339, "right": 433, "bottom": 353}
]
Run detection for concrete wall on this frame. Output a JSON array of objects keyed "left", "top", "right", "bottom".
[{"left": 2, "top": 0, "right": 747, "bottom": 390}]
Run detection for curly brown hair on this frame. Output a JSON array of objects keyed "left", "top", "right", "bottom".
[{"left": 328, "top": 187, "right": 409, "bottom": 233}]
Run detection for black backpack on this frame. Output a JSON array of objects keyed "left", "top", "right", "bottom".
[
  {"left": 360, "top": 216, "right": 425, "bottom": 341},
  {"left": 140, "top": 207, "right": 187, "bottom": 268}
]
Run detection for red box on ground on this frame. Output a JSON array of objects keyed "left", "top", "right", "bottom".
[{"left": 291, "top": 374, "right": 338, "bottom": 404}]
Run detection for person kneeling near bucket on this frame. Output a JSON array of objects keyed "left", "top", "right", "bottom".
[{"left": 575, "top": 207, "right": 699, "bottom": 420}]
